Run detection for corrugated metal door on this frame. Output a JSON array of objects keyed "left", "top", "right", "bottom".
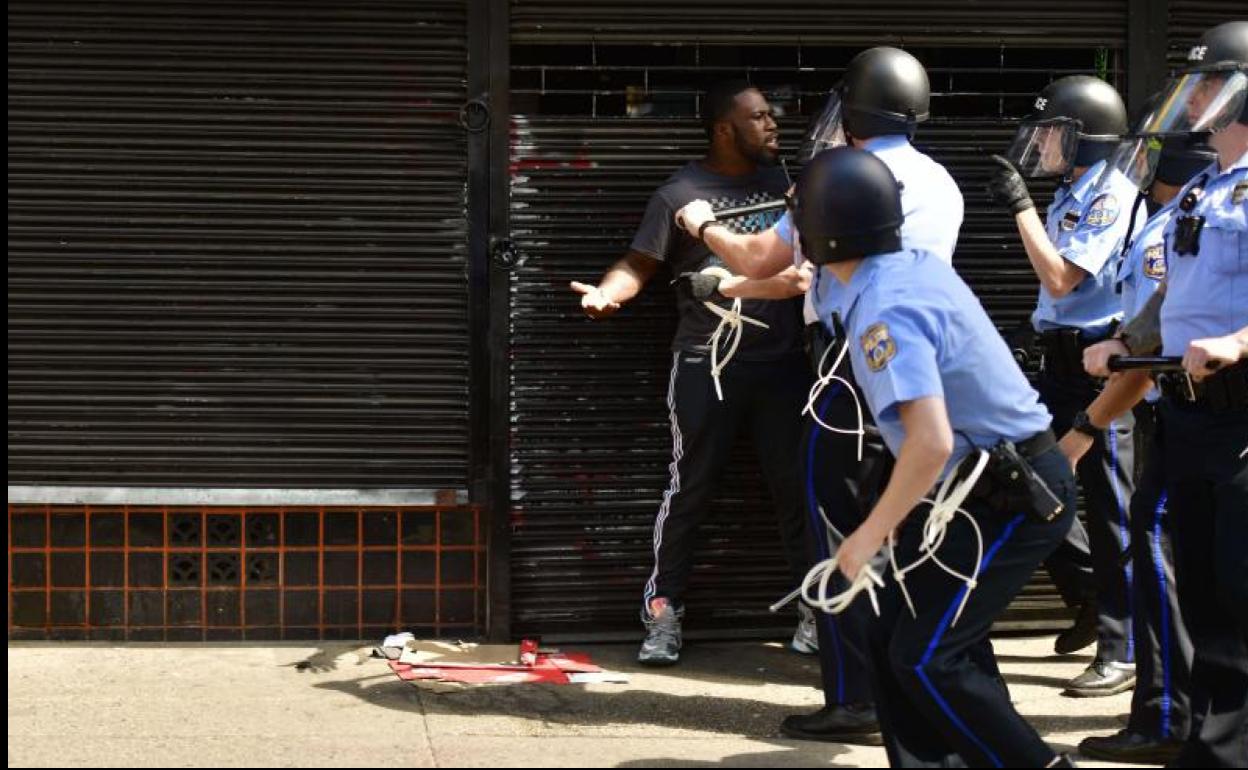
[
  {"left": 506, "top": 2, "right": 1129, "bottom": 639},
  {"left": 1168, "top": 1, "right": 1242, "bottom": 63},
  {"left": 8, "top": 1, "right": 471, "bottom": 490}
]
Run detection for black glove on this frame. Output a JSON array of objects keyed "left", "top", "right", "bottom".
[
  {"left": 672, "top": 271, "right": 722, "bottom": 301},
  {"left": 987, "top": 154, "right": 1035, "bottom": 214}
]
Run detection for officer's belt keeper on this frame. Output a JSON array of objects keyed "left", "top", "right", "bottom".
[
  {"left": 954, "top": 429, "right": 1066, "bottom": 523},
  {"left": 1157, "top": 360, "right": 1248, "bottom": 413}
]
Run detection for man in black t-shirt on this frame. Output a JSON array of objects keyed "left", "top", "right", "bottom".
[{"left": 571, "top": 82, "right": 813, "bottom": 666}]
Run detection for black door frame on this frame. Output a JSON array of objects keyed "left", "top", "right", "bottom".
[{"left": 470, "top": 0, "right": 1170, "bottom": 642}]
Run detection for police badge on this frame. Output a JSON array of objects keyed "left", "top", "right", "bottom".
[
  {"left": 1143, "top": 243, "right": 1166, "bottom": 280},
  {"left": 1082, "top": 193, "right": 1120, "bottom": 227},
  {"left": 861, "top": 322, "right": 897, "bottom": 372}
]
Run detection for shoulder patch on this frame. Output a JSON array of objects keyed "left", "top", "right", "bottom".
[
  {"left": 1143, "top": 243, "right": 1166, "bottom": 280},
  {"left": 860, "top": 322, "right": 897, "bottom": 373},
  {"left": 1082, "top": 193, "right": 1120, "bottom": 228},
  {"left": 1233, "top": 182, "right": 1246, "bottom": 206}
]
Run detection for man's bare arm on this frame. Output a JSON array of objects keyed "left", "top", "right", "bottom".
[{"left": 570, "top": 250, "right": 660, "bottom": 318}]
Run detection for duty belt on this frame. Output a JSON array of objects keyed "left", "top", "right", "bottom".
[
  {"left": 1037, "top": 328, "right": 1113, "bottom": 381},
  {"left": 1158, "top": 360, "right": 1248, "bottom": 413}
]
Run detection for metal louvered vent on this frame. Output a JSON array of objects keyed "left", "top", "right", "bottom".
[
  {"left": 8, "top": 1, "right": 472, "bottom": 489},
  {"left": 507, "top": 33, "right": 1126, "bottom": 638},
  {"left": 1167, "top": 0, "right": 1242, "bottom": 66},
  {"left": 512, "top": 0, "right": 1129, "bottom": 45}
]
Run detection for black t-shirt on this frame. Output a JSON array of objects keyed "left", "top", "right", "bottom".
[{"left": 629, "top": 161, "right": 803, "bottom": 361}]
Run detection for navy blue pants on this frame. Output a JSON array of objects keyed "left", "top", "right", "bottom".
[
  {"left": 1160, "top": 402, "right": 1248, "bottom": 768},
  {"left": 1125, "top": 403, "right": 1192, "bottom": 742},
  {"left": 802, "top": 382, "right": 877, "bottom": 706},
  {"left": 1038, "top": 372, "right": 1136, "bottom": 664},
  {"left": 869, "top": 445, "right": 1078, "bottom": 768}
]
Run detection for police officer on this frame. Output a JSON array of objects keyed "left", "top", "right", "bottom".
[
  {"left": 988, "top": 75, "right": 1143, "bottom": 695},
  {"left": 674, "top": 46, "right": 963, "bottom": 745},
  {"left": 1062, "top": 131, "right": 1216, "bottom": 764},
  {"left": 796, "top": 146, "right": 1078, "bottom": 767},
  {"left": 1081, "top": 21, "right": 1248, "bottom": 767}
]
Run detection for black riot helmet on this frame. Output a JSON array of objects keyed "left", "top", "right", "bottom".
[
  {"left": 797, "top": 47, "right": 930, "bottom": 161},
  {"left": 1132, "top": 21, "right": 1248, "bottom": 138},
  {"left": 792, "top": 147, "right": 903, "bottom": 265},
  {"left": 1004, "top": 75, "right": 1128, "bottom": 178}
]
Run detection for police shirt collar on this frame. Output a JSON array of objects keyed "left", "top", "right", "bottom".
[
  {"left": 862, "top": 135, "right": 911, "bottom": 153},
  {"left": 1067, "top": 159, "right": 1107, "bottom": 204},
  {"left": 1224, "top": 149, "right": 1248, "bottom": 173},
  {"left": 838, "top": 250, "right": 906, "bottom": 322}
]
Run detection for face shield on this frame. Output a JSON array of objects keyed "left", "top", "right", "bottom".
[
  {"left": 1093, "top": 135, "right": 1164, "bottom": 195},
  {"left": 1004, "top": 117, "right": 1082, "bottom": 178},
  {"left": 1137, "top": 66, "right": 1248, "bottom": 137},
  {"left": 796, "top": 89, "right": 848, "bottom": 163}
]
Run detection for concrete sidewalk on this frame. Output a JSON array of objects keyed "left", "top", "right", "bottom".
[{"left": 8, "top": 635, "right": 1142, "bottom": 767}]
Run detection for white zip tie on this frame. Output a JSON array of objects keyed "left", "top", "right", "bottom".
[
  {"left": 704, "top": 298, "right": 769, "bottom": 401},
  {"left": 800, "top": 334, "right": 866, "bottom": 461},
  {"left": 890, "top": 449, "right": 991, "bottom": 627}
]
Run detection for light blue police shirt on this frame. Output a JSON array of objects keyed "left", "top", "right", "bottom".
[
  {"left": 1117, "top": 199, "right": 1173, "bottom": 322},
  {"left": 1032, "top": 160, "right": 1143, "bottom": 336},
  {"left": 775, "top": 135, "right": 964, "bottom": 263},
  {"left": 778, "top": 135, "right": 965, "bottom": 330},
  {"left": 834, "top": 249, "right": 1053, "bottom": 478},
  {"left": 1160, "top": 152, "right": 1248, "bottom": 356},
  {"left": 1116, "top": 198, "right": 1175, "bottom": 402}
]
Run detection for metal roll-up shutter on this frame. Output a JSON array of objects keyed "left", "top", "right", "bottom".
[
  {"left": 512, "top": 0, "right": 1128, "bottom": 45},
  {"left": 508, "top": 6, "right": 1127, "bottom": 639},
  {"left": 1167, "top": 1, "right": 1242, "bottom": 65},
  {"left": 8, "top": 1, "right": 470, "bottom": 489}
]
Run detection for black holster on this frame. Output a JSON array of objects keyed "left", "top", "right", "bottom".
[
  {"left": 1157, "top": 360, "right": 1248, "bottom": 413},
  {"left": 955, "top": 430, "right": 1065, "bottom": 524}
]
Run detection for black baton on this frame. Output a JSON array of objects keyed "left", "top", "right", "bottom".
[
  {"left": 714, "top": 198, "right": 787, "bottom": 220},
  {"left": 1107, "top": 355, "right": 1186, "bottom": 372}
]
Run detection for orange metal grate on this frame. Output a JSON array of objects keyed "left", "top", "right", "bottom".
[{"left": 8, "top": 504, "right": 484, "bottom": 641}]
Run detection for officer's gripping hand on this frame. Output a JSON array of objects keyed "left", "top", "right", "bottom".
[
  {"left": 671, "top": 271, "right": 723, "bottom": 302},
  {"left": 674, "top": 199, "right": 717, "bottom": 238},
  {"left": 987, "top": 155, "right": 1035, "bottom": 215},
  {"left": 1083, "top": 339, "right": 1129, "bottom": 378},
  {"left": 836, "top": 525, "right": 886, "bottom": 584},
  {"left": 1182, "top": 335, "right": 1239, "bottom": 381},
  {"left": 570, "top": 281, "right": 621, "bottom": 319}
]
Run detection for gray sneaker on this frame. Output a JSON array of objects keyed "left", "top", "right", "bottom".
[
  {"left": 638, "top": 604, "right": 682, "bottom": 666},
  {"left": 790, "top": 603, "right": 819, "bottom": 654}
]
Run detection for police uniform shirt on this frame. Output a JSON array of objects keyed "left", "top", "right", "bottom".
[
  {"left": 777, "top": 135, "right": 965, "bottom": 331},
  {"left": 1117, "top": 200, "right": 1174, "bottom": 322},
  {"left": 1116, "top": 200, "right": 1176, "bottom": 401},
  {"left": 1160, "top": 152, "right": 1248, "bottom": 356},
  {"left": 836, "top": 249, "right": 1052, "bottom": 478},
  {"left": 1032, "top": 160, "right": 1143, "bottom": 336},
  {"left": 774, "top": 135, "right": 964, "bottom": 264}
]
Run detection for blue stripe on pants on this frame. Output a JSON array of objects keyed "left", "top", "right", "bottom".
[
  {"left": 806, "top": 384, "right": 845, "bottom": 702},
  {"left": 913, "top": 512, "right": 1027, "bottom": 769},
  {"left": 1151, "top": 491, "right": 1173, "bottom": 739}
]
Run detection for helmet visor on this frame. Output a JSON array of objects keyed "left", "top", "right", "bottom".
[
  {"left": 1005, "top": 117, "right": 1082, "bottom": 178},
  {"left": 797, "top": 90, "right": 848, "bottom": 163},
  {"left": 1093, "top": 135, "right": 1164, "bottom": 195},
  {"left": 1138, "top": 67, "right": 1248, "bottom": 136}
]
